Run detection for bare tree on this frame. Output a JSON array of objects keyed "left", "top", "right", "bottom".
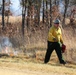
[
  {"left": 50, "top": 0, "right": 52, "bottom": 27},
  {"left": 5, "top": 0, "right": 12, "bottom": 25},
  {"left": 63, "top": 0, "right": 69, "bottom": 26},
  {"left": 21, "top": 0, "right": 26, "bottom": 36},
  {"left": 45, "top": 0, "right": 49, "bottom": 25},
  {"left": 36, "top": 0, "right": 41, "bottom": 25},
  {"left": 2, "top": 0, "right": 5, "bottom": 30},
  {"left": 70, "top": 0, "right": 76, "bottom": 5},
  {"left": 42, "top": 0, "right": 45, "bottom": 23}
]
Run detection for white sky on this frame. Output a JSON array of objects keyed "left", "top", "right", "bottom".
[{"left": 11, "top": 0, "right": 21, "bottom": 16}]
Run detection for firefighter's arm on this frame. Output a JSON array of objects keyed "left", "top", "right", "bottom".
[{"left": 60, "top": 34, "right": 63, "bottom": 44}]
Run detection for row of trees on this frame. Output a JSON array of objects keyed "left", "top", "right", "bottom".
[{"left": 1, "top": 0, "right": 76, "bottom": 35}]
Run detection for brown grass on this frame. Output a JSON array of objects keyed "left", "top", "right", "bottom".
[
  {"left": 0, "top": 16, "right": 76, "bottom": 64},
  {"left": 0, "top": 56, "right": 76, "bottom": 75}
]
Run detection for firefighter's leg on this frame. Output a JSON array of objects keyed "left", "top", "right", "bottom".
[
  {"left": 44, "top": 41, "right": 54, "bottom": 63},
  {"left": 55, "top": 42, "right": 66, "bottom": 64}
]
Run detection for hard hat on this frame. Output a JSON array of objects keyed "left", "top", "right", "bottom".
[{"left": 54, "top": 19, "right": 60, "bottom": 24}]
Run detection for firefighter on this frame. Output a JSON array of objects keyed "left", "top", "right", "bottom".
[{"left": 44, "top": 19, "right": 66, "bottom": 65}]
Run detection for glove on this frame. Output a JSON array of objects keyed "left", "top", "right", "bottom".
[
  {"left": 58, "top": 42, "right": 62, "bottom": 47},
  {"left": 62, "top": 44, "right": 66, "bottom": 53},
  {"left": 53, "top": 38, "right": 57, "bottom": 41}
]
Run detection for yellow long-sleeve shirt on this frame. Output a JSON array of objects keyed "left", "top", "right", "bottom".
[{"left": 48, "top": 26, "right": 63, "bottom": 43}]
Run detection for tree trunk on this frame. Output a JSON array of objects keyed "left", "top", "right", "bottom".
[
  {"left": 7, "top": 0, "right": 11, "bottom": 25},
  {"left": 2, "top": 0, "right": 5, "bottom": 30},
  {"left": 46, "top": 0, "right": 48, "bottom": 25},
  {"left": 62, "top": 0, "right": 69, "bottom": 26},
  {"left": 22, "top": 0, "right": 26, "bottom": 36},
  {"left": 42, "top": 0, "right": 45, "bottom": 23},
  {"left": 27, "top": 6, "right": 30, "bottom": 29},
  {"left": 50, "top": 0, "right": 52, "bottom": 27},
  {"left": 38, "top": 7, "right": 40, "bottom": 25},
  {"left": 54, "top": 0, "right": 56, "bottom": 5}
]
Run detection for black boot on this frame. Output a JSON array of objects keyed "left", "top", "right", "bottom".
[{"left": 60, "top": 61, "right": 66, "bottom": 65}]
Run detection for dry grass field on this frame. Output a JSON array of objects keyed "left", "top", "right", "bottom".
[
  {"left": 0, "top": 56, "right": 76, "bottom": 75},
  {"left": 0, "top": 16, "right": 76, "bottom": 75}
]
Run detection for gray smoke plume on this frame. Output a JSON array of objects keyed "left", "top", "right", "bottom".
[{"left": 0, "top": 36, "right": 12, "bottom": 54}]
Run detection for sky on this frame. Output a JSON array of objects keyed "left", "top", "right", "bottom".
[
  {"left": 10, "top": 0, "right": 22, "bottom": 16},
  {"left": 59, "top": 1, "right": 64, "bottom": 14}
]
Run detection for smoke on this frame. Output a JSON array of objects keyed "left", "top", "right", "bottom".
[
  {"left": 0, "top": 36, "right": 13, "bottom": 54},
  {"left": 1, "top": 37, "right": 12, "bottom": 47}
]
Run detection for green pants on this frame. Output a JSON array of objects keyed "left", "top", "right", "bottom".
[{"left": 44, "top": 41, "right": 65, "bottom": 63}]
